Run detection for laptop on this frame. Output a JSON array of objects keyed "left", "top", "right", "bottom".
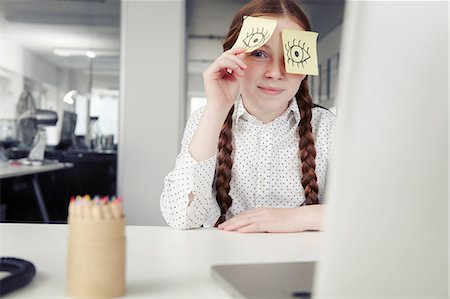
[
  {"left": 211, "top": 262, "right": 315, "bottom": 299},
  {"left": 212, "top": 1, "right": 448, "bottom": 298}
]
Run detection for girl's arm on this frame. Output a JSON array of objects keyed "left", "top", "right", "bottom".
[
  {"left": 188, "top": 104, "right": 230, "bottom": 162},
  {"left": 189, "top": 47, "right": 247, "bottom": 161},
  {"left": 217, "top": 205, "right": 326, "bottom": 233},
  {"left": 160, "top": 48, "right": 247, "bottom": 230},
  {"left": 160, "top": 107, "right": 221, "bottom": 229}
]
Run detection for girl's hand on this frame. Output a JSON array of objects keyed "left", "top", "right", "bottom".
[
  {"left": 203, "top": 47, "right": 247, "bottom": 110},
  {"left": 217, "top": 206, "right": 325, "bottom": 233}
]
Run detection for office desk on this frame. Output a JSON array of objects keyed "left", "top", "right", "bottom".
[
  {"left": 0, "top": 162, "right": 72, "bottom": 223},
  {"left": 8, "top": 148, "right": 117, "bottom": 197},
  {"left": 1, "top": 224, "right": 322, "bottom": 298}
]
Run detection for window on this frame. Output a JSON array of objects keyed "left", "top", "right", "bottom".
[{"left": 189, "top": 96, "right": 207, "bottom": 116}]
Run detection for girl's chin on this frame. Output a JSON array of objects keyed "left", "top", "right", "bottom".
[{"left": 241, "top": 91, "right": 294, "bottom": 106}]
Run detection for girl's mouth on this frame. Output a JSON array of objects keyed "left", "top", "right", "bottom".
[{"left": 258, "top": 86, "right": 284, "bottom": 95}]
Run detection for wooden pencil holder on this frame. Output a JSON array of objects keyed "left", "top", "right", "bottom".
[{"left": 66, "top": 216, "right": 126, "bottom": 298}]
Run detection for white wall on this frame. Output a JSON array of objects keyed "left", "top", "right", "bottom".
[
  {"left": 1, "top": 36, "right": 59, "bottom": 88},
  {"left": 119, "top": 0, "right": 185, "bottom": 226},
  {"left": 0, "top": 36, "right": 60, "bottom": 119},
  {"left": 0, "top": 67, "right": 23, "bottom": 120}
]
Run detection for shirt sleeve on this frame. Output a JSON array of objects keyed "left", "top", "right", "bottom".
[
  {"left": 313, "top": 109, "right": 336, "bottom": 204},
  {"left": 160, "top": 107, "right": 221, "bottom": 229}
]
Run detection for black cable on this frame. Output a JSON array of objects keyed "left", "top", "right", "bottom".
[{"left": 0, "top": 257, "right": 36, "bottom": 297}]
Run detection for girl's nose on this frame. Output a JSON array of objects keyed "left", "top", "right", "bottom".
[{"left": 264, "top": 58, "right": 286, "bottom": 80}]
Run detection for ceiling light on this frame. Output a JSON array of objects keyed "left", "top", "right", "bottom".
[
  {"left": 86, "top": 51, "right": 96, "bottom": 59},
  {"left": 53, "top": 48, "right": 119, "bottom": 57},
  {"left": 63, "top": 90, "right": 78, "bottom": 105}
]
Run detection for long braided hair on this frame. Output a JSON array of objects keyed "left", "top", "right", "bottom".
[{"left": 215, "top": 0, "right": 319, "bottom": 226}]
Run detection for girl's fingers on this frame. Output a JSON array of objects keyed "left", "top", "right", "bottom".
[
  {"left": 220, "top": 215, "right": 257, "bottom": 231},
  {"left": 224, "top": 68, "right": 245, "bottom": 78},
  {"left": 211, "top": 48, "right": 247, "bottom": 71},
  {"left": 219, "top": 209, "right": 254, "bottom": 228},
  {"left": 223, "top": 52, "right": 247, "bottom": 70},
  {"left": 226, "top": 47, "right": 246, "bottom": 55},
  {"left": 237, "top": 52, "right": 247, "bottom": 59},
  {"left": 204, "top": 47, "right": 247, "bottom": 80},
  {"left": 210, "top": 58, "right": 246, "bottom": 78},
  {"left": 218, "top": 55, "right": 246, "bottom": 71},
  {"left": 237, "top": 223, "right": 263, "bottom": 233}
]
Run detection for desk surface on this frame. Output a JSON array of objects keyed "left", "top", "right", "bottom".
[
  {"left": 1, "top": 224, "right": 322, "bottom": 298},
  {"left": 0, "top": 162, "right": 71, "bottom": 179}
]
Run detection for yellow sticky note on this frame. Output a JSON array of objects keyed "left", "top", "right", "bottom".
[
  {"left": 282, "top": 30, "right": 319, "bottom": 75},
  {"left": 232, "top": 16, "right": 277, "bottom": 52}
]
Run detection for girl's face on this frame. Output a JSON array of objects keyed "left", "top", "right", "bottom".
[{"left": 240, "top": 16, "right": 306, "bottom": 119}]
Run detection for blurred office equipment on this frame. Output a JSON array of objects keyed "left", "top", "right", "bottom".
[
  {"left": 4, "top": 109, "right": 117, "bottom": 223},
  {"left": 56, "top": 111, "right": 77, "bottom": 150},
  {"left": 86, "top": 116, "right": 100, "bottom": 151},
  {"left": 100, "top": 134, "right": 115, "bottom": 151},
  {"left": 0, "top": 119, "right": 18, "bottom": 149},
  {"left": 16, "top": 90, "right": 37, "bottom": 147},
  {"left": 314, "top": 1, "right": 448, "bottom": 297},
  {"left": 15, "top": 87, "right": 59, "bottom": 164},
  {"left": 18, "top": 109, "right": 58, "bottom": 164}
]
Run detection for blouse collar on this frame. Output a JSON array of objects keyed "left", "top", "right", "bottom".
[{"left": 234, "top": 95, "right": 301, "bottom": 126}]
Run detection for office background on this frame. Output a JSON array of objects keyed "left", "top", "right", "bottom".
[{"left": 0, "top": 0, "right": 345, "bottom": 225}]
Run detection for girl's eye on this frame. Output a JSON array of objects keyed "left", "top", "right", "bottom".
[{"left": 250, "top": 50, "right": 268, "bottom": 59}]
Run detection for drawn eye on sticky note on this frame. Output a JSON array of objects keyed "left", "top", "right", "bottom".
[
  {"left": 233, "top": 16, "right": 277, "bottom": 52},
  {"left": 282, "top": 30, "right": 319, "bottom": 75}
]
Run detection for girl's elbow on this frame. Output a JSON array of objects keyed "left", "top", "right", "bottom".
[{"left": 161, "top": 210, "right": 200, "bottom": 230}]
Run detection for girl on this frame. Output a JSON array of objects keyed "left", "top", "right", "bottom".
[{"left": 161, "top": 0, "right": 334, "bottom": 233}]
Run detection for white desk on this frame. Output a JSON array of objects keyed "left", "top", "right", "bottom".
[
  {"left": 1, "top": 224, "right": 322, "bottom": 298},
  {"left": 0, "top": 162, "right": 72, "bottom": 223}
]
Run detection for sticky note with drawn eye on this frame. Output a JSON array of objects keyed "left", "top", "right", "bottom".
[
  {"left": 232, "top": 16, "right": 277, "bottom": 52},
  {"left": 282, "top": 30, "right": 319, "bottom": 75}
]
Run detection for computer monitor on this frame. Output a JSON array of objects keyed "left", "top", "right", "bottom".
[
  {"left": 313, "top": 1, "right": 448, "bottom": 297},
  {"left": 58, "top": 111, "right": 77, "bottom": 150},
  {"left": 211, "top": 1, "right": 448, "bottom": 298}
]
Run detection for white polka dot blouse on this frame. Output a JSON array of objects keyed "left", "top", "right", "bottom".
[{"left": 160, "top": 97, "right": 335, "bottom": 229}]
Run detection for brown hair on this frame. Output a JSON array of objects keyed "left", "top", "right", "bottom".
[{"left": 215, "top": 0, "right": 318, "bottom": 226}]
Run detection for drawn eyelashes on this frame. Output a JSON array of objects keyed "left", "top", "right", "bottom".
[
  {"left": 243, "top": 27, "right": 269, "bottom": 49},
  {"left": 284, "top": 39, "right": 311, "bottom": 68}
]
